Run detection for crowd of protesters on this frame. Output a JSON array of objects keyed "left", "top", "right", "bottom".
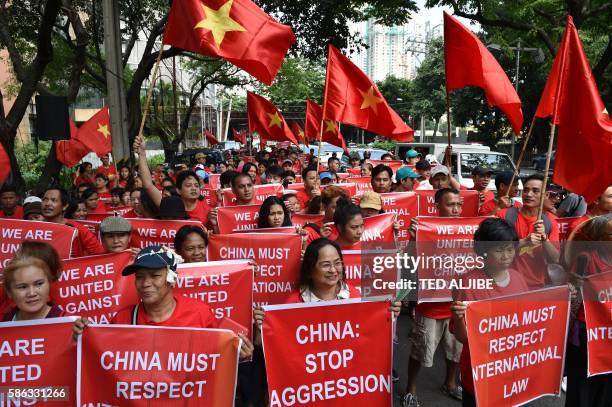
[{"left": 0, "top": 141, "right": 610, "bottom": 407}]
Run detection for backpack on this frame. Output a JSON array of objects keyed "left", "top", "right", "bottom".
[{"left": 504, "top": 206, "right": 552, "bottom": 235}]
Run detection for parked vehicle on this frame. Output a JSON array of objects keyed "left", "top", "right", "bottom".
[{"left": 532, "top": 151, "right": 555, "bottom": 171}]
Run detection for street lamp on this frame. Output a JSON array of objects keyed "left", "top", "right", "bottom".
[{"left": 487, "top": 39, "right": 543, "bottom": 161}]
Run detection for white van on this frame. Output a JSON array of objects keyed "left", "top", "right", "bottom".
[{"left": 395, "top": 143, "right": 521, "bottom": 192}]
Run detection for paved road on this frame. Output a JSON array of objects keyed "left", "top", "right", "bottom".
[{"left": 391, "top": 313, "right": 566, "bottom": 407}]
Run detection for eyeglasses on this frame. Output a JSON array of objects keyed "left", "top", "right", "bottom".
[{"left": 317, "top": 261, "right": 344, "bottom": 272}]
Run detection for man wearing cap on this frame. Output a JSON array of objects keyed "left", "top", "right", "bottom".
[
  {"left": 73, "top": 245, "right": 254, "bottom": 360},
  {"left": 479, "top": 171, "right": 521, "bottom": 216},
  {"left": 100, "top": 216, "right": 133, "bottom": 253},
  {"left": 405, "top": 149, "right": 421, "bottom": 165},
  {"left": 319, "top": 171, "right": 334, "bottom": 186},
  {"left": 359, "top": 191, "right": 383, "bottom": 218},
  {"left": 470, "top": 166, "right": 495, "bottom": 203},
  {"left": 23, "top": 196, "right": 44, "bottom": 221},
  {"left": 416, "top": 165, "right": 461, "bottom": 191},
  {"left": 193, "top": 152, "right": 206, "bottom": 170},
  {"left": 394, "top": 167, "right": 421, "bottom": 192}
]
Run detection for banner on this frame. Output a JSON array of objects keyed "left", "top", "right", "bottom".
[
  {"left": 0, "top": 317, "right": 78, "bottom": 405},
  {"left": 174, "top": 260, "right": 254, "bottom": 338},
  {"left": 79, "top": 325, "right": 240, "bottom": 406},
  {"left": 73, "top": 220, "right": 101, "bottom": 236},
  {"left": 334, "top": 213, "right": 396, "bottom": 250},
  {"left": 380, "top": 192, "right": 419, "bottom": 245},
  {"left": 217, "top": 204, "right": 260, "bottom": 234},
  {"left": 291, "top": 213, "right": 323, "bottom": 226},
  {"left": 207, "top": 233, "right": 302, "bottom": 306},
  {"left": 556, "top": 216, "right": 583, "bottom": 242},
  {"left": 200, "top": 187, "right": 218, "bottom": 208},
  {"left": 416, "top": 190, "right": 479, "bottom": 217},
  {"left": 415, "top": 216, "right": 487, "bottom": 302},
  {"left": 465, "top": 286, "right": 570, "bottom": 407},
  {"left": 208, "top": 174, "right": 221, "bottom": 190},
  {"left": 262, "top": 300, "right": 393, "bottom": 406},
  {"left": 235, "top": 226, "right": 297, "bottom": 234},
  {"left": 326, "top": 183, "right": 357, "bottom": 198},
  {"left": 222, "top": 184, "right": 284, "bottom": 206},
  {"left": 127, "top": 218, "right": 204, "bottom": 249},
  {"left": 0, "top": 219, "right": 77, "bottom": 268},
  {"left": 367, "top": 159, "right": 403, "bottom": 172},
  {"left": 51, "top": 251, "right": 137, "bottom": 323},
  {"left": 342, "top": 250, "right": 398, "bottom": 299},
  {"left": 582, "top": 270, "right": 612, "bottom": 376},
  {"left": 350, "top": 176, "right": 374, "bottom": 193}
]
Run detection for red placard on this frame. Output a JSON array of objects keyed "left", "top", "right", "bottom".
[
  {"left": 582, "top": 271, "right": 612, "bottom": 376},
  {"left": 85, "top": 212, "right": 115, "bottom": 222},
  {"left": 342, "top": 249, "right": 398, "bottom": 298},
  {"left": 217, "top": 204, "right": 260, "bottom": 234},
  {"left": 291, "top": 213, "right": 324, "bottom": 226},
  {"left": 556, "top": 216, "right": 583, "bottom": 242},
  {"left": 380, "top": 192, "right": 419, "bottom": 245},
  {"left": 208, "top": 173, "right": 221, "bottom": 190},
  {"left": 283, "top": 182, "right": 305, "bottom": 195},
  {"left": 367, "top": 159, "right": 403, "bottom": 172},
  {"left": 174, "top": 260, "right": 254, "bottom": 338},
  {"left": 222, "top": 184, "right": 284, "bottom": 206},
  {"left": 127, "top": 218, "right": 203, "bottom": 249},
  {"left": 416, "top": 189, "right": 479, "bottom": 217},
  {"left": 234, "top": 226, "right": 297, "bottom": 234},
  {"left": 73, "top": 219, "right": 101, "bottom": 236},
  {"left": 415, "top": 216, "right": 487, "bottom": 302},
  {"left": 207, "top": 233, "right": 302, "bottom": 306},
  {"left": 465, "top": 286, "right": 570, "bottom": 407},
  {"left": 200, "top": 187, "right": 218, "bottom": 208},
  {"left": 350, "top": 176, "right": 374, "bottom": 193},
  {"left": 0, "top": 317, "right": 78, "bottom": 405},
  {"left": 262, "top": 300, "right": 393, "bottom": 406},
  {"left": 325, "top": 182, "right": 357, "bottom": 198},
  {"left": 79, "top": 325, "right": 240, "bottom": 406},
  {"left": 335, "top": 213, "right": 396, "bottom": 250},
  {"left": 0, "top": 219, "right": 76, "bottom": 268},
  {"left": 51, "top": 251, "right": 137, "bottom": 324}
]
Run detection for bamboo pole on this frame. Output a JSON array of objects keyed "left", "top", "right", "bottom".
[
  {"left": 137, "top": 46, "right": 164, "bottom": 138},
  {"left": 536, "top": 122, "right": 557, "bottom": 219}
]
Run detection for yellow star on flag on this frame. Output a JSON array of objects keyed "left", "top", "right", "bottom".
[
  {"left": 267, "top": 112, "right": 283, "bottom": 128},
  {"left": 194, "top": 0, "right": 247, "bottom": 49},
  {"left": 298, "top": 130, "right": 305, "bottom": 138},
  {"left": 324, "top": 120, "right": 337, "bottom": 134},
  {"left": 519, "top": 244, "right": 538, "bottom": 258},
  {"left": 359, "top": 86, "right": 383, "bottom": 114},
  {"left": 97, "top": 123, "right": 111, "bottom": 139}
]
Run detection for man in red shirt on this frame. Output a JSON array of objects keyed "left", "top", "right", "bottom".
[
  {"left": 371, "top": 164, "right": 393, "bottom": 193},
  {"left": 404, "top": 188, "right": 464, "bottom": 406},
  {"left": 469, "top": 166, "right": 495, "bottom": 205},
  {"left": 295, "top": 166, "right": 321, "bottom": 209},
  {"left": 95, "top": 153, "right": 118, "bottom": 184},
  {"left": 478, "top": 171, "right": 522, "bottom": 216},
  {"left": 0, "top": 185, "right": 24, "bottom": 219},
  {"left": 496, "top": 173, "right": 560, "bottom": 288},
  {"left": 73, "top": 245, "right": 253, "bottom": 359},
  {"left": 41, "top": 186, "right": 104, "bottom": 257}
]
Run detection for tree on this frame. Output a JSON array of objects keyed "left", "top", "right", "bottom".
[{"left": 377, "top": 75, "right": 415, "bottom": 124}]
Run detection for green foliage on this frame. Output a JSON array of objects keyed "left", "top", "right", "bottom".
[
  {"left": 371, "top": 140, "right": 396, "bottom": 151},
  {"left": 16, "top": 141, "right": 73, "bottom": 191},
  {"left": 147, "top": 154, "right": 166, "bottom": 169}
]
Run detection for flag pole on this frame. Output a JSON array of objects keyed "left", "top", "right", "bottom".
[
  {"left": 316, "top": 118, "right": 324, "bottom": 170},
  {"left": 505, "top": 117, "right": 536, "bottom": 196},
  {"left": 536, "top": 122, "right": 556, "bottom": 219},
  {"left": 445, "top": 91, "right": 452, "bottom": 168},
  {"left": 137, "top": 46, "right": 164, "bottom": 138}
]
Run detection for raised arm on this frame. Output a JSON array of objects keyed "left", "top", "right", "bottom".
[{"left": 133, "top": 135, "right": 162, "bottom": 207}]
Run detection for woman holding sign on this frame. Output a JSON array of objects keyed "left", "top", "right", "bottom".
[
  {"left": 257, "top": 196, "right": 293, "bottom": 229},
  {"left": 73, "top": 245, "right": 254, "bottom": 360}
]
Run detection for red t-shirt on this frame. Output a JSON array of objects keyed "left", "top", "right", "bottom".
[
  {"left": 478, "top": 199, "right": 522, "bottom": 216},
  {"left": 96, "top": 165, "right": 117, "bottom": 179},
  {"left": 295, "top": 190, "right": 313, "bottom": 209},
  {"left": 0, "top": 206, "right": 24, "bottom": 219},
  {"left": 112, "top": 295, "right": 218, "bottom": 328},
  {"left": 66, "top": 220, "right": 105, "bottom": 257},
  {"left": 74, "top": 175, "right": 94, "bottom": 187},
  {"left": 122, "top": 209, "right": 142, "bottom": 218},
  {"left": 185, "top": 199, "right": 210, "bottom": 224},
  {"left": 415, "top": 302, "right": 452, "bottom": 320},
  {"left": 469, "top": 187, "right": 494, "bottom": 203},
  {"left": 453, "top": 268, "right": 529, "bottom": 395},
  {"left": 496, "top": 208, "right": 559, "bottom": 288}
]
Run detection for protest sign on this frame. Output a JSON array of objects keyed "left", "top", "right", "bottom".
[
  {"left": 0, "top": 219, "right": 76, "bottom": 268},
  {"left": 416, "top": 190, "right": 479, "bottom": 217},
  {"left": 335, "top": 213, "right": 396, "bottom": 250},
  {"left": 262, "top": 300, "right": 393, "bottom": 406},
  {"left": 291, "top": 213, "right": 324, "bottom": 226},
  {"left": 556, "top": 216, "right": 583, "bottom": 242},
  {"left": 217, "top": 204, "right": 260, "bottom": 234},
  {"left": 79, "top": 325, "right": 240, "bottom": 406},
  {"left": 342, "top": 250, "right": 399, "bottom": 299},
  {"left": 415, "top": 216, "right": 487, "bottom": 302},
  {"left": 207, "top": 233, "right": 302, "bottom": 306},
  {"left": 367, "top": 159, "right": 403, "bottom": 172},
  {"left": 380, "top": 192, "right": 419, "bottom": 245},
  {"left": 350, "top": 176, "right": 374, "bottom": 193},
  {"left": 582, "top": 270, "right": 612, "bottom": 376},
  {"left": 127, "top": 218, "right": 203, "bottom": 249},
  {"left": 222, "top": 184, "right": 284, "bottom": 206},
  {"left": 465, "top": 286, "right": 570, "bottom": 407},
  {"left": 73, "top": 220, "right": 101, "bottom": 236},
  {"left": 0, "top": 317, "right": 78, "bottom": 405},
  {"left": 51, "top": 251, "right": 136, "bottom": 324},
  {"left": 174, "top": 260, "right": 254, "bottom": 338}
]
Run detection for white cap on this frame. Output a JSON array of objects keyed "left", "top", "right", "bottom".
[
  {"left": 425, "top": 154, "right": 439, "bottom": 165},
  {"left": 23, "top": 196, "right": 42, "bottom": 204}
]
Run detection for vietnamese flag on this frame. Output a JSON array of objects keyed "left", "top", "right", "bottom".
[
  {"left": 444, "top": 12, "right": 523, "bottom": 134},
  {"left": 0, "top": 142, "right": 10, "bottom": 184},
  {"left": 305, "top": 99, "right": 347, "bottom": 151},
  {"left": 163, "top": 0, "right": 295, "bottom": 85},
  {"left": 232, "top": 128, "right": 246, "bottom": 144},
  {"left": 322, "top": 45, "right": 413, "bottom": 142},
  {"left": 534, "top": 17, "right": 612, "bottom": 202},
  {"left": 75, "top": 106, "right": 112, "bottom": 156},
  {"left": 247, "top": 91, "right": 299, "bottom": 145},
  {"left": 290, "top": 121, "right": 307, "bottom": 146},
  {"left": 204, "top": 129, "right": 219, "bottom": 145},
  {"left": 56, "top": 120, "right": 89, "bottom": 167}
]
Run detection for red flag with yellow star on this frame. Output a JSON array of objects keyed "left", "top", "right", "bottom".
[
  {"left": 290, "top": 121, "right": 308, "bottom": 146},
  {"left": 56, "top": 120, "right": 89, "bottom": 167},
  {"left": 305, "top": 99, "right": 347, "bottom": 151},
  {"left": 75, "top": 106, "right": 112, "bottom": 156},
  {"left": 163, "top": 0, "right": 295, "bottom": 85},
  {"left": 232, "top": 128, "right": 246, "bottom": 144},
  {"left": 247, "top": 91, "right": 299, "bottom": 146},
  {"left": 323, "top": 45, "right": 413, "bottom": 142}
]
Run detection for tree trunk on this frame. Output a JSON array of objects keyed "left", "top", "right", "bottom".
[
  {"left": 34, "top": 143, "right": 64, "bottom": 195},
  {"left": 432, "top": 118, "right": 439, "bottom": 138}
]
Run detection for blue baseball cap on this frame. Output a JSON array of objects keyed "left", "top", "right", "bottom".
[
  {"left": 405, "top": 149, "right": 421, "bottom": 159},
  {"left": 122, "top": 245, "right": 179, "bottom": 276},
  {"left": 396, "top": 167, "right": 421, "bottom": 181},
  {"left": 320, "top": 171, "right": 333, "bottom": 180}
]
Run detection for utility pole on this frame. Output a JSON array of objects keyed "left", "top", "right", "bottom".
[{"left": 102, "top": 0, "right": 130, "bottom": 163}]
